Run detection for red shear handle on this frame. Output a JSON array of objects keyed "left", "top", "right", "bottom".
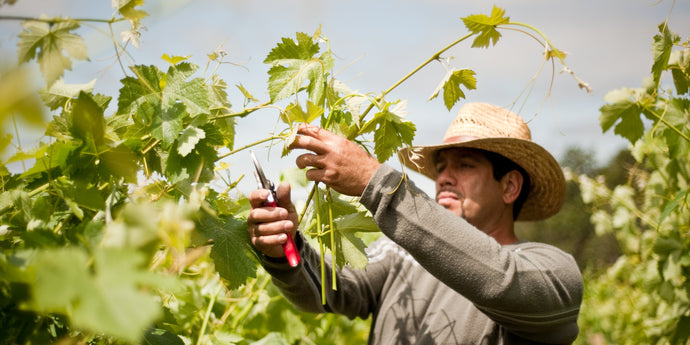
[{"left": 266, "top": 192, "right": 301, "bottom": 267}]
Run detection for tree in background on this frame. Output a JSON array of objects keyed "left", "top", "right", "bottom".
[
  {"left": 570, "top": 17, "right": 690, "bottom": 344},
  {"left": 516, "top": 146, "right": 624, "bottom": 273}
]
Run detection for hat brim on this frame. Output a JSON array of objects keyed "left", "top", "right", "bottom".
[{"left": 398, "top": 138, "right": 565, "bottom": 221}]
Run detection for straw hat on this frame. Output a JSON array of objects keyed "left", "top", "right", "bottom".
[{"left": 398, "top": 102, "right": 565, "bottom": 221}]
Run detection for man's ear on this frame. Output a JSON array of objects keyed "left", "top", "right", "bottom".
[{"left": 501, "top": 170, "right": 524, "bottom": 205}]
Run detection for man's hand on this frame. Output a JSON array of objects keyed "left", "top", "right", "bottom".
[
  {"left": 290, "top": 124, "right": 380, "bottom": 196},
  {"left": 247, "top": 182, "right": 299, "bottom": 259}
]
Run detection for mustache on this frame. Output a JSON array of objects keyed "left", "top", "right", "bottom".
[{"left": 435, "top": 186, "right": 463, "bottom": 201}]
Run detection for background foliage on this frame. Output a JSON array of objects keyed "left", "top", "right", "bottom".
[{"left": 0, "top": 1, "right": 687, "bottom": 344}]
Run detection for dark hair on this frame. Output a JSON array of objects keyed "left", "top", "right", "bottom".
[{"left": 482, "top": 150, "right": 531, "bottom": 220}]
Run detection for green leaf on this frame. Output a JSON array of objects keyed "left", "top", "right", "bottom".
[
  {"left": 198, "top": 214, "right": 259, "bottom": 290},
  {"left": 161, "top": 54, "right": 190, "bottom": 66},
  {"left": 143, "top": 328, "right": 186, "bottom": 345},
  {"left": 660, "top": 98, "right": 690, "bottom": 163},
  {"left": 117, "top": 65, "right": 163, "bottom": 124},
  {"left": 113, "top": 0, "right": 148, "bottom": 22},
  {"left": 429, "top": 69, "right": 477, "bottom": 110},
  {"left": 28, "top": 247, "right": 168, "bottom": 343},
  {"left": 252, "top": 332, "right": 291, "bottom": 345},
  {"left": 652, "top": 235, "right": 683, "bottom": 256},
  {"left": 265, "top": 32, "right": 321, "bottom": 64},
  {"left": 71, "top": 92, "right": 106, "bottom": 146},
  {"left": 100, "top": 142, "right": 140, "bottom": 183},
  {"left": 599, "top": 88, "right": 645, "bottom": 144},
  {"left": 17, "top": 18, "right": 88, "bottom": 86},
  {"left": 6, "top": 141, "right": 47, "bottom": 164},
  {"left": 651, "top": 23, "right": 679, "bottom": 86},
  {"left": 150, "top": 102, "right": 185, "bottom": 149},
  {"left": 282, "top": 101, "right": 324, "bottom": 124},
  {"left": 54, "top": 176, "right": 106, "bottom": 212},
  {"left": 236, "top": 83, "right": 259, "bottom": 103},
  {"left": 658, "top": 190, "right": 688, "bottom": 227},
  {"left": 39, "top": 79, "right": 96, "bottom": 111},
  {"left": 333, "top": 213, "right": 379, "bottom": 269},
  {"left": 162, "top": 62, "right": 209, "bottom": 116},
  {"left": 177, "top": 126, "right": 206, "bottom": 157},
  {"left": 365, "top": 101, "right": 416, "bottom": 162},
  {"left": 304, "top": 190, "right": 378, "bottom": 269},
  {"left": 20, "top": 141, "right": 75, "bottom": 179},
  {"left": 264, "top": 32, "right": 331, "bottom": 103},
  {"left": 671, "top": 315, "right": 690, "bottom": 345},
  {"left": 461, "top": 6, "right": 509, "bottom": 48},
  {"left": 669, "top": 50, "right": 690, "bottom": 95}
]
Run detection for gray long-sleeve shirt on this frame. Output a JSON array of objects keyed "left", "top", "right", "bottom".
[{"left": 262, "top": 164, "right": 583, "bottom": 344}]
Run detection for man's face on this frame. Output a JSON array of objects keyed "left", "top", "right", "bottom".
[{"left": 434, "top": 148, "right": 506, "bottom": 231}]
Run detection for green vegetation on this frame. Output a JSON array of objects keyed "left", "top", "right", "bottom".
[{"left": 1, "top": 1, "right": 687, "bottom": 344}]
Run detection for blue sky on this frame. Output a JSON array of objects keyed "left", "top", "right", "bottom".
[{"left": 1, "top": 0, "right": 688, "bottom": 196}]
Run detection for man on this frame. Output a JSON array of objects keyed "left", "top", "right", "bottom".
[{"left": 247, "top": 102, "right": 583, "bottom": 344}]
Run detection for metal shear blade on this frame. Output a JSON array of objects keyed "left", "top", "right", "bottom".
[{"left": 250, "top": 150, "right": 273, "bottom": 191}]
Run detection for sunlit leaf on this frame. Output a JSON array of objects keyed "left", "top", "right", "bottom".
[
  {"left": 39, "top": 78, "right": 97, "bottom": 110},
  {"left": 599, "top": 88, "right": 645, "bottom": 144},
  {"left": 461, "top": 6, "right": 509, "bottom": 48},
  {"left": 17, "top": 17, "right": 88, "bottom": 86},
  {"left": 429, "top": 69, "right": 477, "bottom": 110},
  {"left": 71, "top": 92, "right": 106, "bottom": 146},
  {"left": 117, "top": 64, "right": 164, "bottom": 122},
  {"left": 669, "top": 50, "right": 690, "bottom": 95},
  {"left": 651, "top": 23, "right": 679, "bottom": 86},
  {"left": 161, "top": 54, "right": 190, "bottom": 66},
  {"left": 236, "top": 83, "right": 259, "bottom": 103},
  {"left": 177, "top": 126, "right": 205, "bottom": 157},
  {"left": 198, "top": 214, "right": 259, "bottom": 290},
  {"left": 162, "top": 62, "right": 210, "bottom": 116},
  {"left": 113, "top": 0, "right": 148, "bottom": 22},
  {"left": 150, "top": 102, "right": 185, "bottom": 148},
  {"left": 29, "top": 247, "right": 169, "bottom": 343},
  {"left": 283, "top": 101, "right": 323, "bottom": 124},
  {"left": 264, "top": 32, "right": 332, "bottom": 104},
  {"left": 363, "top": 102, "right": 416, "bottom": 162}
]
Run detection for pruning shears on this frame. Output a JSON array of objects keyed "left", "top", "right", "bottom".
[{"left": 250, "top": 150, "right": 301, "bottom": 267}]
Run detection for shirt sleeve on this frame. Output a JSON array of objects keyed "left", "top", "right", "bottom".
[
  {"left": 261, "top": 231, "right": 391, "bottom": 320},
  {"left": 358, "top": 164, "right": 583, "bottom": 342}
]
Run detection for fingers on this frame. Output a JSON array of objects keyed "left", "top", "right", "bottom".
[
  {"left": 287, "top": 123, "right": 380, "bottom": 196},
  {"left": 295, "top": 152, "right": 326, "bottom": 170},
  {"left": 247, "top": 205, "right": 293, "bottom": 258},
  {"left": 247, "top": 182, "right": 298, "bottom": 259},
  {"left": 289, "top": 124, "right": 341, "bottom": 154}
]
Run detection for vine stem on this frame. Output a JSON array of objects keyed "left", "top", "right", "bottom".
[
  {"left": 313, "top": 187, "right": 327, "bottom": 305},
  {"left": 210, "top": 101, "right": 277, "bottom": 120},
  {"left": 327, "top": 188, "right": 337, "bottom": 291},
  {"left": 217, "top": 135, "right": 283, "bottom": 159},
  {"left": 356, "top": 32, "right": 474, "bottom": 128},
  {"left": 0, "top": 15, "right": 126, "bottom": 24},
  {"left": 506, "top": 21, "right": 563, "bottom": 62},
  {"left": 11, "top": 114, "right": 26, "bottom": 171},
  {"left": 196, "top": 280, "right": 223, "bottom": 345},
  {"left": 646, "top": 106, "right": 690, "bottom": 144},
  {"left": 229, "top": 275, "right": 271, "bottom": 330}
]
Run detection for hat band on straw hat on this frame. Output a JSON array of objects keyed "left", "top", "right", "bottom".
[{"left": 397, "top": 103, "right": 566, "bottom": 221}]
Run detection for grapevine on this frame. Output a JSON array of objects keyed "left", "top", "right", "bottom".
[{"left": 0, "top": 2, "right": 588, "bottom": 344}]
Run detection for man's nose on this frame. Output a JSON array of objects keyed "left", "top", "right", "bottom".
[{"left": 436, "top": 168, "right": 455, "bottom": 187}]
